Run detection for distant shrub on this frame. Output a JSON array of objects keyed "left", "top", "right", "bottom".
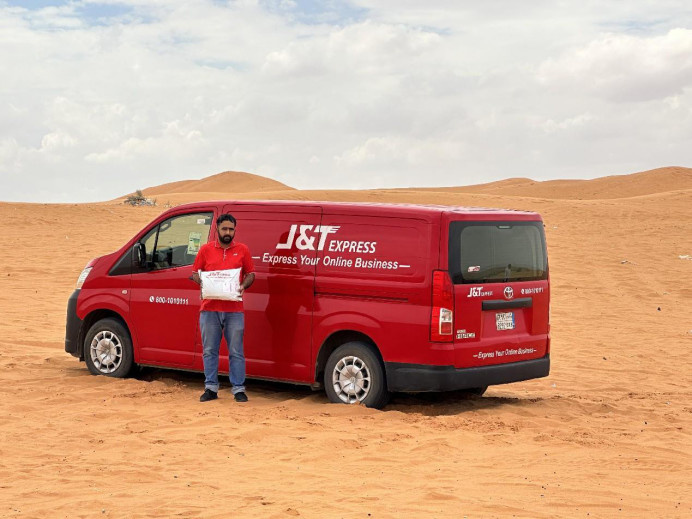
[{"left": 124, "top": 189, "right": 156, "bottom": 206}]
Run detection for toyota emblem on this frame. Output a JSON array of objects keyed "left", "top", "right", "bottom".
[{"left": 504, "top": 286, "right": 514, "bottom": 299}]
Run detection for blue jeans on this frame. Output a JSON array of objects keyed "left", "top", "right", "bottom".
[{"left": 199, "top": 311, "right": 245, "bottom": 394}]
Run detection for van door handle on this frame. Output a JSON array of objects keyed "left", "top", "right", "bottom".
[{"left": 482, "top": 298, "right": 532, "bottom": 310}]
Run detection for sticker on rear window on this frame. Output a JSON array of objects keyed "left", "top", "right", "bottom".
[
  {"left": 467, "top": 265, "right": 480, "bottom": 272},
  {"left": 496, "top": 312, "right": 515, "bottom": 331}
]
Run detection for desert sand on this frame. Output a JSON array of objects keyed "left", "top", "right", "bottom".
[{"left": 0, "top": 167, "right": 690, "bottom": 518}]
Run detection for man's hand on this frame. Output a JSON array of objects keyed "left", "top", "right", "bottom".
[
  {"left": 190, "top": 271, "right": 201, "bottom": 285},
  {"left": 239, "top": 272, "right": 255, "bottom": 296}
]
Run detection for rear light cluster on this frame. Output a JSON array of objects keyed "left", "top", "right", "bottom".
[{"left": 431, "top": 270, "right": 454, "bottom": 342}]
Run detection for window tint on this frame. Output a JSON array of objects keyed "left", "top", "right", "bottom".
[
  {"left": 448, "top": 221, "right": 547, "bottom": 284},
  {"left": 141, "top": 212, "right": 213, "bottom": 269}
]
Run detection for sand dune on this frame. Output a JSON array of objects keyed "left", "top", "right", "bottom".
[
  {"left": 131, "top": 170, "right": 294, "bottom": 199},
  {"left": 122, "top": 166, "right": 692, "bottom": 206},
  {"left": 413, "top": 166, "right": 692, "bottom": 200},
  {"left": 0, "top": 168, "right": 690, "bottom": 518}
]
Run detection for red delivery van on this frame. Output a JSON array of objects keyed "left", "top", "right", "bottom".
[{"left": 65, "top": 201, "right": 550, "bottom": 408}]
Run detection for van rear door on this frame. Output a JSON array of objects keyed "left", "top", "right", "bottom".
[{"left": 447, "top": 219, "right": 549, "bottom": 368}]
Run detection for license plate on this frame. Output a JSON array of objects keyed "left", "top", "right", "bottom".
[{"left": 496, "top": 312, "right": 515, "bottom": 330}]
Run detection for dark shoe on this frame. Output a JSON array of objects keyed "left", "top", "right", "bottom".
[
  {"left": 234, "top": 391, "right": 248, "bottom": 403},
  {"left": 200, "top": 389, "right": 218, "bottom": 402}
]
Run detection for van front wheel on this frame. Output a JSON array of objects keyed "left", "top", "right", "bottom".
[
  {"left": 324, "top": 342, "right": 389, "bottom": 409},
  {"left": 84, "top": 318, "right": 134, "bottom": 378}
]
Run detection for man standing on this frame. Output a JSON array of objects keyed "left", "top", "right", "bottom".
[{"left": 192, "top": 213, "right": 255, "bottom": 403}]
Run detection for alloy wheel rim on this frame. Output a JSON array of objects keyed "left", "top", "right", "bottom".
[
  {"left": 90, "top": 330, "right": 123, "bottom": 374},
  {"left": 332, "top": 355, "right": 371, "bottom": 404}
]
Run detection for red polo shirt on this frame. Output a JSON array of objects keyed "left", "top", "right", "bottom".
[{"left": 192, "top": 240, "right": 255, "bottom": 313}]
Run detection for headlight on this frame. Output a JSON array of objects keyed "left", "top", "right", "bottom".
[{"left": 76, "top": 267, "right": 93, "bottom": 289}]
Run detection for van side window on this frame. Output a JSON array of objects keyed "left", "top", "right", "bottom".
[{"left": 141, "top": 212, "right": 213, "bottom": 270}]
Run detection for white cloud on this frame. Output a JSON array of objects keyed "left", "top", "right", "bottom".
[
  {"left": 335, "top": 136, "right": 463, "bottom": 167},
  {"left": 0, "top": 137, "right": 19, "bottom": 163},
  {"left": 531, "top": 113, "right": 596, "bottom": 134},
  {"left": 41, "top": 131, "right": 78, "bottom": 151},
  {"left": 538, "top": 28, "right": 692, "bottom": 102},
  {"left": 262, "top": 21, "right": 441, "bottom": 78},
  {"left": 0, "top": 1, "right": 691, "bottom": 201}
]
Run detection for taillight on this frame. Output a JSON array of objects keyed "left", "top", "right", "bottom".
[{"left": 431, "top": 270, "right": 454, "bottom": 342}]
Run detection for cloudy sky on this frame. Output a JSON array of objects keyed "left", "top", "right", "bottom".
[{"left": 1, "top": 1, "right": 691, "bottom": 202}]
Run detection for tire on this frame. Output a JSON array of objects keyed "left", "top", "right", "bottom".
[
  {"left": 84, "top": 318, "right": 134, "bottom": 377},
  {"left": 324, "top": 342, "right": 389, "bottom": 409}
]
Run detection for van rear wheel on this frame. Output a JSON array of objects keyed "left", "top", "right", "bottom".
[
  {"left": 84, "top": 318, "right": 134, "bottom": 378},
  {"left": 324, "top": 342, "right": 389, "bottom": 409}
]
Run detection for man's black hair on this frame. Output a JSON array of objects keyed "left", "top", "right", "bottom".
[{"left": 216, "top": 213, "right": 236, "bottom": 226}]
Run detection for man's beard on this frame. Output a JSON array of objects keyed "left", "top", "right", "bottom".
[{"left": 219, "top": 234, "right": 233, "bottom": 244}]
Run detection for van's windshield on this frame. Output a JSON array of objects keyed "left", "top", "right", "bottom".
[{"left": 448, "top": 221, "right": 547, "bottom": 284}]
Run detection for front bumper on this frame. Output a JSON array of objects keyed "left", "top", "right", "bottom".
[
  {"left": 64, "top": 289, "right": 83, "bottom": 358},
  {"left": 385, "top": 355, "right": 550, "bottom": 392}
]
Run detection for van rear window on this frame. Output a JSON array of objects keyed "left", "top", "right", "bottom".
[{"left": 448, "top": 221, "right": 547, "bottom": 284}]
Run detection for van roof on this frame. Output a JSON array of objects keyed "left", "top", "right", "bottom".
[{"left": 170, "top": 200, "right": 541, "bottom": 220}]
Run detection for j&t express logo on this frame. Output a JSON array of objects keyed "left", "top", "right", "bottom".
[
  {"left": 276, "top": 224, "right": 377, "bottom": 254},
  {"left": 468, "top": 286, "right": 493, "bottom": 297}
]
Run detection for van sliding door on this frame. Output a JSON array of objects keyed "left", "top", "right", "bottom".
[{"left": 220, "top": 204, "right": 321, "bottom": 383}]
